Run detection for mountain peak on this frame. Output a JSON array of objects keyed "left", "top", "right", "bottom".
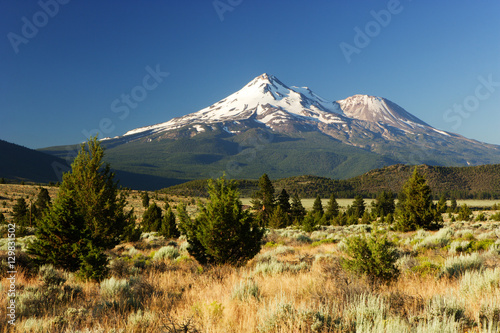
[{"left": 337, "top": 94, "right": 429, "bottom": 128}]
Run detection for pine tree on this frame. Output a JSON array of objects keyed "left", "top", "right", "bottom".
[
  {"left": 372, "top": 191, "right": 394, "bottom": 218},
  {"left": 395, "top": 167, "right": 438, "bottom": 231},
  {"left": 141, "top": 192, "right": 150, "bottom": 208},
  {"left": 28, "top": 194, "right": 86, "bottom": 271},
  {"left": 277, "top": 189, "right": 291, "bottom": 214},
  {"left": 251, "top": 174, "right": 275, "bottom": 226},
  {"left": 324, "top": 193, "right": 340, "bottom": 221},
  {"left": 268, "top": 205, "right": 289, "bottom": 229},
  {"left": 142, "top": 202, "right": 163, "bottom": 232},
  {"left": 178, "top": 175, "right": 264, "bottom": 266},
  {"left": 312, "top": 195, "right": 324, "bottom": 217},
  {"left": 159, "top": 203, "right": 180, "bottom": 238},
  {"left": 28, "top": 137, "right": 135, "bottom": 280},
  {"left": 290, "top": 193, "right": 306, "bottom": 224},
  {"left": 436, "top": 195, "right": 448, "bottom": 214},
  {"left": 0, "top": 212, "right": 5, "bottom": 224},
  {"left": 12, "top": 198, "right": 29, "bottom": 228},
  {"left": 352, "top": 195, "right": 366, "bottom": 219},
  {"left": 449, "top": 198, "right": 458, "bottom": 213},
  {"left": 33, "top": 187, "right": 51, "bottom": 222}
]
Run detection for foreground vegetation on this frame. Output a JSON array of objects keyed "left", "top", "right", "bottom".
[{"left": 2, "top": 219, "right": 500, "bottom": 332}]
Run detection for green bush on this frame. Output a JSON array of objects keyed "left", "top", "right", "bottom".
[{"left": 341, "top": 232, "right": 400, "bottom": 286}]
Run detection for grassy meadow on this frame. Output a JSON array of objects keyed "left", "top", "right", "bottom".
[{"left": 1, "top": 184, "right": 500, "bottom": 332}]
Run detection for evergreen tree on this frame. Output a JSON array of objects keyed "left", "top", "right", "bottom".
[
  {"left": 33, "top": 187, "right": 51, "bottom": 222},
  {"left": 159, "top": 203, "right": 180, "bottom": 238},
  {"left": 28, "top": 137, "right": 135, "bottom": 280},
  {"left": 458, "top": 204, "right": 473, "bottom": 221},
  {"left": 324, "top": 193, "right": 340, "bottom": 221},
  {"left": 449, "top": 198, "right": 458, "bottom": 213},
  {"left": 251, "top": 174, "right": 275, "bottom": 226},
  {"left": 277, "top": 189, "right": 291, "bottom": 214},
  {"left": 372, "top": 191, "right": 395, "bottom": 218},
  {"left": 268, "top": 205, "right": 289, "bottom": 229},
  {"left": 141, "top": 192, "right": 150, "bottom": 208},
  {"left": 0, "top": 177, "right": 5, "bottom": 184},
  {"left": 0, "top": 212, "right": 5, "bottom": 224},
  {"left": 290, "top": 193, "right": 306, "bottom": 224},
  {"left": 178, "top": 175, "right": 264, "bottom": 266},
  {"left": 436, "top": 195, "right": 448, "bottom": 214},
  {"left": 312, "top": 195, "right": 324, "bottom": 217},
  {"left": 351, "top": 195, "right": 366, "bottom": 219},
  {"left": 28, "top": 194, "right": 86, "bottom": 271},
  {"left": 142, "top": 202, "right": 163, "bottom": 232},
  {"left": 395, "top": 167, "right": 439, "bottom": 231},
  {"left": 12, "top": 198, "right": 29, "bottom": 227}
]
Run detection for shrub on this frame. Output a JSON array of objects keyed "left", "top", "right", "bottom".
[
  {"left": 253, "top": 258, "right": 309, "bottom": 276},
  {"left": 153, "top": 246, "right": 180, "bottom": 261},
  {"left": 413, "top": 227, "right": 453, "bottom": 251},
  {"left": 38, "top": 265, "right": 66, "bottom": 286},
  {"left": 439, "top": 253, "right": 484, "bottom": 279},
  {"left": 426, "top": 294, "right": 467, "bottom": 323},
  {"left": 459, "top": 268, "right": 500, "bottom": 296},
  {"left": 448, "top": 241, "right": 471, "bottom": 254},
  {"left": 231, "top": 279, "right": 260, "bottom": 301},
  {"left": 342, "top": 232, "right": 400, "bottom": 286}
]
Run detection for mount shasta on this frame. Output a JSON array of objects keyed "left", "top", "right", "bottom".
[{"left": 42, "top": 74, "right": 500, "bottom": 189}]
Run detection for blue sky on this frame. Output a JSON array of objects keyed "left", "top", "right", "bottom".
[{"left": 1, "top": 1, "right": 499, "bottom": 149}]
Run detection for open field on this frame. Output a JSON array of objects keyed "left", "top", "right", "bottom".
[
  {"left": 2, "top": 184, "right": 500, "bottom": 331},
  {"left": 1, "top": 220, "right": 500, "bottom": 332},
  {"left": 241, "top": 198, "right": 500, "bottom": 210}
]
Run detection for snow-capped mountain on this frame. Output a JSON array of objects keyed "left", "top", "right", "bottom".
[
  {"left": 121, "top": 73, "right": 489, "bottom": 154},
  {"left": 42, "top": 73, "right": 500, "bottom": 188},
  {"left": 124, "top": 73, "right": 345, "bottom": 137}
]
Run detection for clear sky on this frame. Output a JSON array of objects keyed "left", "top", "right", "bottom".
[{"left": 1, "top": 1, "right": 499, "bottom": 149}]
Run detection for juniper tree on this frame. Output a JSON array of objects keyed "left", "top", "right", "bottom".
[
  {"left": 142, "top": 202, "right": 163, "bottom": 232},
  {"left": 159, "top": 203, "right": 180, "bottom": 239},
  {"left": 395, "top": 167, "right": 439, "bottom": 231},
  {"left": 324, "top": 193, "right": 340, "bottom": 221},
  {"left": 372, "top": 191, "right": 395, "bottom": 218},
  {"left": 251, "top": 174, "right": 275, "bottom": 226},
  {"left": 12, "top": 198, "right": 29, "bottom": 227},
  {"left": 351, "top": 195, "right": 366, "bottom": 219},
  {"left": 28, "top": 137, "right": 135, "bottom": 280},
  {"left": 290, "top": 192, "right": 306, "bottom": 224},
  {"left": 312, "top": 195, "right": 324, "bottom": 217},
  {"left": 28, "top": 194, "right": 86, "bottom": 271},
  {"left": 178, "top": 175, "right": 264, "bottom": 266}
]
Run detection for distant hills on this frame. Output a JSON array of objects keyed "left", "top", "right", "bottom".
[
  {"left": 38, "top": 73, "right": 500, "bottom": 189},
  {"left": 164, "top": 164, "right": 500, "bottom": 199},
  {"left": 0, "top": 139, "right": 68, "bottom": 183}
]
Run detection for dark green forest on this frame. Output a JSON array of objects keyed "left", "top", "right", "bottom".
[{"left": 163, "top": 164, "right": 500, "bottom": 199}]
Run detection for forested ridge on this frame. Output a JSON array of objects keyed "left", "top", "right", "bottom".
[{"left": 163, "top": 164, "right": 500, "bottom": 199}]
